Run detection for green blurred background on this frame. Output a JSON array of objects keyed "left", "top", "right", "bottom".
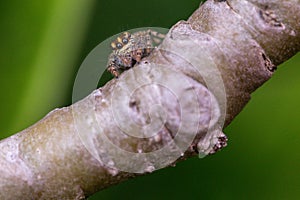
[{"left": 0, "top": 0, "right": 299, "bottom": 199}]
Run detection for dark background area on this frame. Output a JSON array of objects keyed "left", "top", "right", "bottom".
[{"left": 0, "top": 0, "right": 299, "bottom": 199}]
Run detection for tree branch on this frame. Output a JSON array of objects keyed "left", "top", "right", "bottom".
[{"left": 0, "top": 0, "right": 299, "bottom": 199}]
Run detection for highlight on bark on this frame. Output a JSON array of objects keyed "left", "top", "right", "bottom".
[{"left": 72, "top": 26, "right": 228, "bottom": 174}]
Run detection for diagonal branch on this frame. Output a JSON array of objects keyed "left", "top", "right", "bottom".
[{"left": 0, "top": 0, "right": 299, "bottom": 199}]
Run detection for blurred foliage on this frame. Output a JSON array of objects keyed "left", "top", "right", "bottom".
[
  {"left": 0, "top": 0, "right": 94, "bottom": 137},
  {"left": 0, "top": 0, "right": 299, "bottom": 199}
]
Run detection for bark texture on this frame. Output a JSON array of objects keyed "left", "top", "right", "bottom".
[{"left": 0, "top": 0, "right": 299, "bottom": 199}]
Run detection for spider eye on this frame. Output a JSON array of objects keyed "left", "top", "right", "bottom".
[
  {"left": 116, "top": 43, "right": 123, "bottom": 49},
  {"left": 111, "top": 42, "right": 117, "bottom": 50},
  {"left": 122, "top": 38, "right": 128, "bottom": 44},
  {"left": 123, "top": 32, "right": 131, "bottom": 38}
]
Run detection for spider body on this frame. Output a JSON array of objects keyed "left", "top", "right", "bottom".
[{"left": 107, "top": 30, "right": 165, "bottom": 78}]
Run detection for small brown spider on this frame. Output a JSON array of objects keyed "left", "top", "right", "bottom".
[{"left": 107, "top": 29, "right": 165, "bottom": 78}]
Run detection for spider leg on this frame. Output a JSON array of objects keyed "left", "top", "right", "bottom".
[
  {"left": 107, "top": 64, "right": 120, "bottom": 78},
  {"left": 145, "top": 29, "right": 166, "bottom": 55},
  {"left": 147, "top": 29, "right": 166, "bottom": 45},
  {"left": 145, "top": 48, "right": 152, "bottom": 55},
  {"left": 145, "top": 35, "right": 153, "bottom": 55},
  {"left": 134, "top": 49, "right": 143, "bottom": 62}
]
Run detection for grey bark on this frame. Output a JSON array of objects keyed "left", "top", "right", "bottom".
[{"left": 0, "top": 0, "right": 299, "bottom": 199}]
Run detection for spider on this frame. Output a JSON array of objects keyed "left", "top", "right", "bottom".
[{"left": 106, "top": 29, "right": 165, "bottom": 78}]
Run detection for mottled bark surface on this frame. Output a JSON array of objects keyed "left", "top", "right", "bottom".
[{"left": 0, "top": 0, "right": 299, "bottom": 199}]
